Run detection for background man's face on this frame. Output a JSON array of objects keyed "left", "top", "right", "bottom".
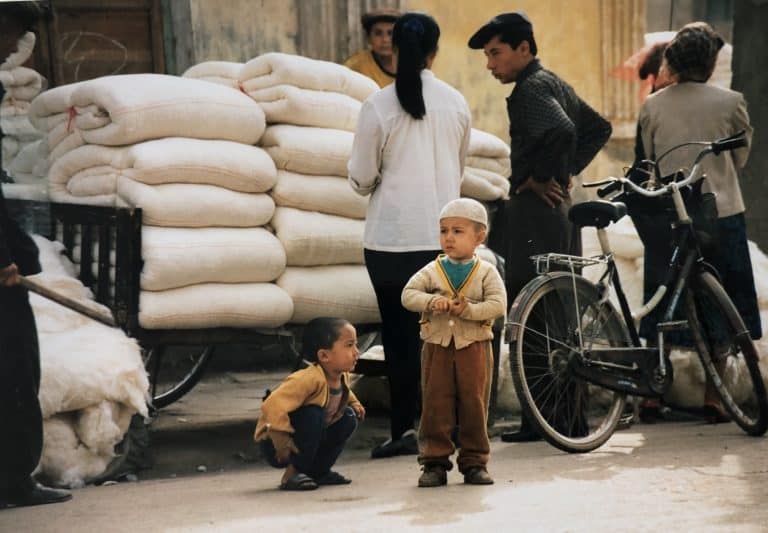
[
  {"left": 483, "top": 35, "right": 529, "bottom": 84},
  {"left": 369, "top": 21, "right": 394, "bottom": 57}
]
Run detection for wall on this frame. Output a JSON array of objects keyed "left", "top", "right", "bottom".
[{"left": 732, "top": 1, "right": 768, "bottom": 251}]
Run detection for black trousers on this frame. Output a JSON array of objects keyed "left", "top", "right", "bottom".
[
  {"left": 489, "top": 192, "right": 581, "bottom": 304},
  {"left": 488, "top": 193, "right": 582, "bottom": 433},
  {"left": 261, "top": 405, "right": 357, "bottom": 477},
  {"left": 364, "top": 248, "right": 441, "bottom": 441},
  {"left": 0, "top": 285, "right": 43, "bottom": 494}
]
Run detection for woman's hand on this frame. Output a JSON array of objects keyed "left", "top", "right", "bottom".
[{"left": 352, "top": 403, "right": 366, "bottom": 421}]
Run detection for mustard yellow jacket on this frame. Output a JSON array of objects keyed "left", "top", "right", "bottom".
[
  {"left": 401, "top": 255, "right": 506, "bottom": 349},
  {"left": 253, "top": 363, "right": 362, "bottom": 442}
]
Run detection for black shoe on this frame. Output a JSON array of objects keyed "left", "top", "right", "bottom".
[
  {"left": 2, "top": 479, "right": 72, "bottom": 508},
  {"left": 371, "top": 429, "right": 419, "bottom": 459},
  {"left": 501, "top": 428, "right": 542, "bottom": 442}
]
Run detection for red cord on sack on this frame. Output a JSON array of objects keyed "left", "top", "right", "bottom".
[
  {"left": 66, "top": 106, "right": 78, "bottom": 133},
  {"left": 237, "top": 81, "right": 247, "bottom": 95}
]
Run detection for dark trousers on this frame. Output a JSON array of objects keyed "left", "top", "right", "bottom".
[
  {"left": 261, "top": 405, "right": 357, "bottom": 478},
  {"left": 364, "top": 248, "right": 441, "bottom": 440},
  {"left": 0, "top": 285, "right": 43, "bottom": 494},
  {"left": 488, "top": 194, "right": 582, "bottom": 432},
  {"left": 489, "top": 193, "right": 581, "bottom": 303}
]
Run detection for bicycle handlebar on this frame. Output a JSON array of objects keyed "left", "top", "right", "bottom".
[{"left": 584, "top": 131, "right": 748, "bottom": 199}]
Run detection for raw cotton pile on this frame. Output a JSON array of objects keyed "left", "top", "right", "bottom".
[
  {"left": 29, "top": 235, "right": 148, "bottom": 488},
  {"left": 28, "top": 74, "right": 294, "bottom": 329},
  {"left": 581, "top": 217, "right": 768, "bottom": 407},
  {"left": 1, "top": 32, "right": 46, "bottom": 187}
]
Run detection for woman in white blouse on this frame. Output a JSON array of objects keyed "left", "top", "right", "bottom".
[{"left": 348, "top": 12, "right": 472, "bottom": 459}]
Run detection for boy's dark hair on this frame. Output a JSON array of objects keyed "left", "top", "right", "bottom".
[
  {"left": 391, "top": 12, "right": 440, "bottom": 120},
  {"left": 361, "top": 8, "right": 401, "bottom": 35},
  {"left": 301, "top": 317, "right": 351, "bottom": 362},
  {"left": 498, "top": 30, "right": 537, "bottom": 56}
]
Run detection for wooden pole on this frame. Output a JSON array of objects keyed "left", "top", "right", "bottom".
[{"left": 20, "top": 276, "right": 117, "bottom": 328}]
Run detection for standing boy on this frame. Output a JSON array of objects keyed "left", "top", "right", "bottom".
[
  {"left": 402, "top": 198, "right": 506, "bottom": 487},
  {"left": 468, "top": 12, "right": 612, "bottom": 441}
]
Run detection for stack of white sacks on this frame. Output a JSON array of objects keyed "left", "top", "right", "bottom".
[
  {"left": 582, "top": 218, "right": 768, "bottom": 406},
  {"left": 0, "top": 32, "right": 47, "bottom": 194},
  {"left": 185, "top": 53, "right": 512, "bottom": 325},
  {"left": 27, "top": 73, "right": 294, "bottom": 330}
]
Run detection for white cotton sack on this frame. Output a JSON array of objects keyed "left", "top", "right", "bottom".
[
  {"left": 247, "top": 84, "right": 361, "bottom": 132},
  {"left": 240, "top": 52, "right": 378, "bottom": 102},
  {"left": 182, "top": 61, "right": 244, "bottom": 89},
  {"left": 0, "top": 66, "right": 44, "bottom": 92},
  {"left": 33, "top": 74, "right": 266, "bottom": 148},
  {"left": 271, "top": 207, "right": 364, "bottom": 266},
  {"left": 461, "top": 167, "right": 510, "bottom": 201},
  {"left": 0, "top": 98, "right": 31, "bottom": 117},
  {"left": 28, "top": 81, "right": 86, "bottom": 131},
  {"left": 116, "top": 178, "right": 275, "bottom": 228},
  {"left": 138, "top": 282, "right": 294, "bottom": 329},
  {"left": 1, "top": 31, "right": 36, "bottom": 71},
  {"left": 117, "top": 138, "right": 277, "bottom": 192},
  {"left": 468, "top": 128, "right": 510, "bottom": 159},
  {"left": 140, "top": 226, "right": 287, "bottom": 290},
  {"left": 271, "top": 170, "right": 368, "bottom": 219},
  {"left": 277, "top": 265, "right": 381, "bottom": 324},
  {"left": 1, "top": 114, "right": 41, "bottom": 140},
  {"left": 465, "top": 155, "right": 511, "bottom": 177},
  {"left": 261, "top": 125, "right": 353, "bottom": 177}
]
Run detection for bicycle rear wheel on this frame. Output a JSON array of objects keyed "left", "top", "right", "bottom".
[
  {"left": 686, "top": 271, "right": 768, "bottom": 435},
  {"left": 510, "top": 273, "right": 630, "bottom": 453}
]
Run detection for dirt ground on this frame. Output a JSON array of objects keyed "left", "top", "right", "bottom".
[{"left": 1, "top": 370, "right": 767, "bottom": 532}]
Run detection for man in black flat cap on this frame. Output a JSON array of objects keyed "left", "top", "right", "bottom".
[
  {"left": 469, "top": 12, "right": 612, "bottom": 442},
  {"left": 345, "top": 7, "right": 401, "bottom": 87}
]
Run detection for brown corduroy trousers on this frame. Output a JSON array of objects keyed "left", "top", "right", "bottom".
[{"left": 417, "top": 339, "right": 493, "bottom": 473}]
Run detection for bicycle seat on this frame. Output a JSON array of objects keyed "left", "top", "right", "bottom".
[{"left": 568, "top": 200, "right": 627, "bottom": 228}]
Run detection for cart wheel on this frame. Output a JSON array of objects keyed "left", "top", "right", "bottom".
[{"left": 143, "top": 345, "right": 214, "bottom": 409}]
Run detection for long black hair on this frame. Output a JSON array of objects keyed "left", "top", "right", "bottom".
[
  {"left": 392, "top": 12, "right": 440, "bottom": 120},
  {"left": 301, "top": 317, "right": 351, "bottom": 362}
]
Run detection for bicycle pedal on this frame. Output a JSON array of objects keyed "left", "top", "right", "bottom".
[{"left": 657, "top": 320, "right": 689, "bottom": 332}]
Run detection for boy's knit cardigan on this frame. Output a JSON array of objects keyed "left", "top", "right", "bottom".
[{"left": 401, "top": 255, "right": 506, "bottom": 349}]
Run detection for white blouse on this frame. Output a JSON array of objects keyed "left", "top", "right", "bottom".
[{"left": 348, "top": 70, "right": 471, "bottom": 252}]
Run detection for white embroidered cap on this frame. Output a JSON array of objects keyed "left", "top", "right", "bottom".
[{"left": 439, "top": 198, "right": 488, "bottom": 227}]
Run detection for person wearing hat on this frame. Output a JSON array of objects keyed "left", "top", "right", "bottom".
[
  {"left": 401, "top": 198, "right": 506, "bottom": 487},
  {"left": 468, "top": 12, "right": 612, "bottom": 442},
  {"left": 344, "top": 8, "right": 401, "bottom": 87},
  {"left": 637, "top": 22, "right": 757, "bottom": 424}
]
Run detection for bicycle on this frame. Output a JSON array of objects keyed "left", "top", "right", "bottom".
[{"left": 505, "top": 131, "right": 768, "bottom": 453}]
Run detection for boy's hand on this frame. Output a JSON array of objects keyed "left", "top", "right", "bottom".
[
  {"left": 449, "top": 295, "right": 467, "bottom": 316},
  {"left": 270, "top": 430, "right": 299, "bottom": 464},
  {"left": 430, "top": 296, "right": 451, "bottom": 313},
  {"left": 352, "top": 403, "right": 365, "bottom": 421}
]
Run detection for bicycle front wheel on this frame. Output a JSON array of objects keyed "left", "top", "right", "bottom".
[
  {"left": 686, "top": 270, "right": 768, "bottom": 435},
  {"left": 510, "top": 273, "right": 630, "bottom": 453}
]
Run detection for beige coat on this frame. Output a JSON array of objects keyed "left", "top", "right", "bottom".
[
  {"left": 401, "top": 255, "right": 506, "bottom": 349},
  {"left": 639, "top": 82, "right": 753, "bottom": 218}
]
